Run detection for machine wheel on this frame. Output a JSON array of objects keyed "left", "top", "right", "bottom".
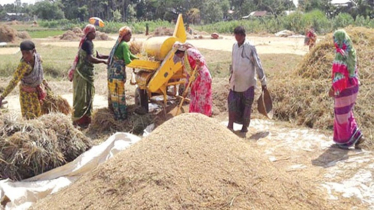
[{"left": 135, "top": 87, "right": 149, "bottom": 113}]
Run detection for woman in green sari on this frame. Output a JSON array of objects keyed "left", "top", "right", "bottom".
[{"left": 69, "top": 24, "right": 108, "bottom": 128}]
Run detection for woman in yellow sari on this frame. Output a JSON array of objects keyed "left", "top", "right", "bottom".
[{"left": 0, "top": 40, "right": 47, "bottom": 119}]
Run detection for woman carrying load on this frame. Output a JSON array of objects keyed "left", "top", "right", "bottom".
[
  {"left": 68, "top": 24, "right": 108, "bottom": 128},
  {"left": 173, "top": 42, "right": 212, "bottom": 117},
  {"left": 107, "top": 26, "right": 138, "bottom": 120},
  {"left": 329, "top": 29, "right": 365, "bottom": 149},
  {"left": 0, "top": 40, "right": 48, "bottom": 119}
]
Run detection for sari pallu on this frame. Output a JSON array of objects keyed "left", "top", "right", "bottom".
[{"left": 333, "top": 84, "right": 362, "bottom": 148}]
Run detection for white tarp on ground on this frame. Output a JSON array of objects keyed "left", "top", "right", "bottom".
[{"left": 0, "top": 132, "right": 141, "bottom": 210}]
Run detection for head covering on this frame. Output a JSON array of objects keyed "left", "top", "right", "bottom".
[
  {"left": 173, "top": 41, "right": 194, "bottom": 52},
  {"left": 107, "top": 26, "right": 132, "bottom": 67},
  {"left": 68, "top": 24, "right": 97, "bottom": 82},
  {"left": 119, "top": 26, "right": 131, "bottom": 38},
  {"left": 20, "top": 40, "right": 35, "bottom": 51},
  {"left": 79, "top": 24, "right": 96, "bottom": 48},
  {"left": 332, "top": 29, "right": 358, "bottom": 94}
]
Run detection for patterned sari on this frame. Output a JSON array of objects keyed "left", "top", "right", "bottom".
[
  {"left": 1, "top": 53, "right": 45, "bottom": 119},
  {"left": 72, "top": 41, "right": 95, "bottom": 125},
  {"left": 184, "top": 48, "right": 212, "bottom": 117},
  {"left": 331, "top": 29, "right": 362, "bottom": 148},
  {"left": 107, "top": 27, "right": 135, "bottom": 120}
]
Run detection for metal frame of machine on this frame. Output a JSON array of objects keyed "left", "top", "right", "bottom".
[{"left": 128, "top": 14, "right": 188, "bottom": 113}]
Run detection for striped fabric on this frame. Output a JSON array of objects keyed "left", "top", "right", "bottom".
[{"left": 333, "top": 84, "right": 362, "bottom": 148}]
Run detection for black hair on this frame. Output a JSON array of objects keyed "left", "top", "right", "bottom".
[
  {"left": 234, "top": 26, "right": 246, "bottom": 37},
  {"left": 175, "top": 50, "right": 185, "bottom": 54},
  {"left": 20, "top": 40, "right": 35, "bottom": 51}
]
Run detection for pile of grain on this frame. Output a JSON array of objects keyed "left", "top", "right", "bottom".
[
  {"left": 0, "top": 113, "right": 92, "bottom": 180},
  {"left": 271, "top": 26, "right": 374, "bottom": 145},
  {"left": 32, "top": 113, "right": 334, "bottom": 209}
]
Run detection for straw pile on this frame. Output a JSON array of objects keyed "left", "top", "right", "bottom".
[
  {"left": 88, "top": 106, "right": 153, "bottom": 136},
  {"left": 0, "top": 24, "right": 17, "bottom": 42},
  {"left": 60, "top": 27, "right": 111, "bottom": 41},
  {"left": 0, "top": 113, "right": 92, "bottom": 180},
  {"left": 17, "top": 31, "right": 31, "bottom": 40},
  {"left": 271, "top": 26, "right": 374, "bottom": 147},
  {"left": 32, "top": 113, "right": 334, "bottom": 209},
  {"left": 41, "top": 88, "right": 71, "bottom": 115},
  {"left": 129, "top": 40, "right": 143, "bottom": 55},
  {"left": 153, "top": 27, "right": 174, "bottom": 36}
]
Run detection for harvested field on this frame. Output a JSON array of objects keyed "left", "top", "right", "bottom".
[
  {"left": 32, "top": 113, "right": 336, "bottom": 209},
  {"left": 0, "top": 113, "right": 92, "bottom": 180},
  {"left": 271, "top": 26, "right": 374, "bottom": 147}
]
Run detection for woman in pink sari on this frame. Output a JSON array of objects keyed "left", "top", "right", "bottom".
[
  {"left": 329, "top": 29, "right": 365, "bottom": 149},
  {"left": 174, "top": 42, "right": 212, "bottom": 117}
]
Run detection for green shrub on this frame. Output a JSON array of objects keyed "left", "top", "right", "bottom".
[{"left": 333, "top": 13, "right": 354, "bottom": 29}]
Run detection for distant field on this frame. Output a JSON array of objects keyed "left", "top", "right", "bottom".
[{"left": 27, "top": 30, "right": 65, "bottom": 38}]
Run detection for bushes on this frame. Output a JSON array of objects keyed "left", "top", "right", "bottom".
[{"left": 36, "top": 11, "right": 374, "bottom": 35}]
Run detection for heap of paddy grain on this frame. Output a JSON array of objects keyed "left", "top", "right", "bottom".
[
  {"left": 0, "top": 113, "right": 92, "bottom": 180},
  {"left": 32, "top": 113, "right": 333, "bottom": 210},
  {"left": 271, "top": 26, "right": 374, "bottom": 143}
]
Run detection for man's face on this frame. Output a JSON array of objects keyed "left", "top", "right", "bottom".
[{"left": 235, "top": 33, "right": 245, "bottom": 44}]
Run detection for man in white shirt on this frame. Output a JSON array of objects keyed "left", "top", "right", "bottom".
[{"left": 228, "top": 26, "right": 267, "bottom": 132}]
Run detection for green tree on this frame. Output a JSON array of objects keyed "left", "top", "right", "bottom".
[{"left": 32, "top": 1, "right": 65, "bottom": 20}]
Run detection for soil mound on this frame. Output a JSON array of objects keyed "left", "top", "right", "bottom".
[{"left": 32, "top": 113, "right": 331, "bottom": 209}]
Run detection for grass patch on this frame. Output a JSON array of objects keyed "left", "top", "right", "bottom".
[{"left": 27, "top": 30, "right": 65, "bottom": 38}]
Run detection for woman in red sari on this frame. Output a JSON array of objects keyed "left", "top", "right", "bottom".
[
  {"left": 329, "top": 29, "right": 365, "bottom": 149},
  {"left": 174, "top": 42, "right": 212, "bottom": 117}
]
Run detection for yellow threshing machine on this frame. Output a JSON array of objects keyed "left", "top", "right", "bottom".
[{"left": 128, "top": 14, "right": 187, "bottom": 113}]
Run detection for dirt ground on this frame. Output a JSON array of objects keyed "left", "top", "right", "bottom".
[
  {"left": 37, "top": 34, "right": 309, "bottom": 55},
  {"left": 2, "top": 34, "right": 373, "bottom": 209}
]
